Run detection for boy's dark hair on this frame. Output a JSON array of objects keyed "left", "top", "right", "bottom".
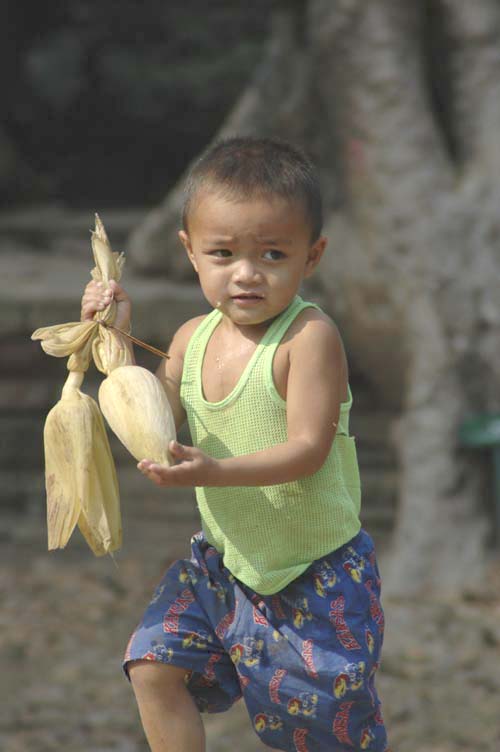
[{"left": 182, "top": 137, "right": 323, "bottom": 242}]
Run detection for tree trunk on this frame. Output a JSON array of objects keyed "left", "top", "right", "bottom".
[
  {"left": 127, "top": 10, "right": 312, "bottom": 278},
  {"left": 127, "top": 0, "right": 500, "bottom": 596}
]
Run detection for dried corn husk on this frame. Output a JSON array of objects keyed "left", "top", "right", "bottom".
[
  {"left": 31, "top": 213, "right": 130, "bottom": 376},
  {"left": 99, "top": 365, "right": 176, "bottom": 465},
  {"left": 45, "top": 371, "right": 121, "bottom": 555},
  {"left": 32, "top": 214, "right": 175, "bottom": 558}
]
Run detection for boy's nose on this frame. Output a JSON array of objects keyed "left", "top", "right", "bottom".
[{"left": 233, "top": 260, "right": 261, "bottom": 285}]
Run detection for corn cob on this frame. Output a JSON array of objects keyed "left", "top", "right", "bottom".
[
  {"left": 44, "top": 371, "right": 121, "bottom": 555},
  {"left": 99, "top": 365, "right": 176, "bottom": 465}
]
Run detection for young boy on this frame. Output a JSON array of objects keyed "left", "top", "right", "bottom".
[{"left": 81, "top": 138, "right": 389, "bottom": 752}]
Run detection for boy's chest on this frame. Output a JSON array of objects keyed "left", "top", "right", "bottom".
[{"left": 201, "top": 336, "right": 289, "bottom": 403}]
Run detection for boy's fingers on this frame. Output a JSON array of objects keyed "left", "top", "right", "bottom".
[
  {"left": 170, "top": 440, "right": 187, "bottom": 457},
  {"left": 109, "top": 279, "right": 128, "bottom": 301},
  {"left": 169, "top": 441, "right": 196, "bottom": 461},
  {"left": 138, "top": 459, "right": 169, "bottom": 474}
]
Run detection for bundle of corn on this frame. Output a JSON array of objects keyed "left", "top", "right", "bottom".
[
  {"left": 32, "top": 215, "right": 176, "bottom": 556},
  {"left": 32, "top": 215, "right": 129, "bottom": 375}
]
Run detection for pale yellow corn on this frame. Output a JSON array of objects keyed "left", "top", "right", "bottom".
[
  {"left": 33, "top": 214, "right": 175, "bottom": 558},
  {"left": 99, "top": 365, "right": 176, "bottom": 465},
  {"left": 44, "top": 371, "right": 121, "bottom": 555}
]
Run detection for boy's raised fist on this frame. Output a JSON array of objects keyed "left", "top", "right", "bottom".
[{"left": 80, "top": 278, "right": 132, "bottom": 332}]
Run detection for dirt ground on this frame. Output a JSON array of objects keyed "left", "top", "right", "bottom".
[{"left": 2, "top": 482, "right": 500, "bottom": 752}]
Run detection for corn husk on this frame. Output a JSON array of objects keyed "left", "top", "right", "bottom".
[
  {"left": 31, "top": 213, "right": 129, "bottom": 376},
  {"left": 99, "top": 365, "right": 176, "bottom": 465},
  {"left": 32, "top": 214, "right": 174, "bottom": 558},
  {"left": 44, "top": 371, "right": 121, "bottom": 555}
]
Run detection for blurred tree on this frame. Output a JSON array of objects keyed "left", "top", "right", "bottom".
[
  {"left": 0, "top": 0, "right": 66, "bottom": 200},
  {"left": 3, "top": 0, "right": 276, "bottom": 206},
  {"left": 128, "top": 0, "right": 500, "bottom": 596}
]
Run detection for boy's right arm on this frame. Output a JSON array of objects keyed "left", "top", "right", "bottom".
[{"left": 155, "top": 315, "right": 206, "bottom": 432}]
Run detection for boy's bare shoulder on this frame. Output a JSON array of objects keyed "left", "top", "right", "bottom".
[
  {"left": 284, "top": 305, "right": 344, "bottom": 353},
  {"left": 168, "top": 314, "right": 208, "bottom": 357}
]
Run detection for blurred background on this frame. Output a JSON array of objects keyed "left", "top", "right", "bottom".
[{"left": 2, "top": 1, "right": 500, "bottom": 750}]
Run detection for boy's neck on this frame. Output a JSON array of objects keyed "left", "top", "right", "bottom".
[
  {"left": 217, "top": 314, "right": 272, "bottom": 343},
  {"left": 215, "top": 296, "right": 298, "bottom": 341}
]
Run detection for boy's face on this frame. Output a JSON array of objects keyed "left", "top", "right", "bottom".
[{"left": 179, "top": 191, "right": 327, "bottom": 328}]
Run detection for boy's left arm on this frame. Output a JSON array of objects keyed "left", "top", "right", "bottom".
[{"left": 138, "top": 316, "right": 345, "bottom": 488}]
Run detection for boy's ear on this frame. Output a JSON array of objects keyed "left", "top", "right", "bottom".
[
  {"left": 304, "top": 236, "right": 327, "bottom": 278},
  {"left": 178, "top": 230, "right": 198, "bottom": 273}
]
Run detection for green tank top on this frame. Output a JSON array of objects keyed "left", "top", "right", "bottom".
[{"left": 180, "top": 295, "right": 361, "bottom": 594}]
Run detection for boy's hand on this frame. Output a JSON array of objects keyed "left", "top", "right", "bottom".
[
  {"left": 137, "top": 441, "right": 219, "bottom": 487},
  {"left": 81, "top": 279, "right": 132, "bottom": 332}
]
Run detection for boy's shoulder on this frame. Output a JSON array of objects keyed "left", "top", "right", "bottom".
[
  {"left": 169, "top": 314, "right": 208, "bottom": 357},
  {"left": 284, "top": 303, "right": 343, "bottom": 351}
]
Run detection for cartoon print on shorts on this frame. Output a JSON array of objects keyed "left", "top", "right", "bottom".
[
  {"left": 365, "top": 627, "right": 375, "bottom": 654},
  {"left": 254, "top": 712, "right": 284, "bottom": 733},
  {"left": 342, "top": 546, "right": 365, "bottom": 583},
  {"left": 271, "top": 594, "right": 287, "bottom": 620},
  {"left": 360, "top": 726, "right": 376, "bottom": 749},
  {"left": 287, "top": 691, "right": 319, "bottom": 717},
  {"left": 312, "top": 559, "right": 337, "bottom": 597},
  {"left": 271, "top": 628, "right": 290, "bottom": 644},
  {"left": 178, "top": 564, "right": 198, "bottom": 586},
  {"left": 333, "top": 661, "right": 366, "bottom": 698},
  {"left": 142, "top": 641, "right": 174, "bottom": 663},
  {"left": 124, "top": 530, "right": 389, "bottom": 749},
  {"left": 229, "top": 637, "right": 265, "bottom": 667},
  {"left": 292, "top": 597, "right": 313, "bottom": 628},
  {"left": 206, "top": 578, "right": 227, "bottom": 601},
  {"left": 365, "top": 579, "right": 385, "bottom": 634},
  {"left": 182, "top": 630, "right": 214, "bottom": 650}
]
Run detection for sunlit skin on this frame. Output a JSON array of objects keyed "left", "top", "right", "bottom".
[{"left": 179, "top": 191, "right": 326, "bottom": 334}]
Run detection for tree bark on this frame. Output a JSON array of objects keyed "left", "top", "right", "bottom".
[
  {"left": 127, "top": 10, "right": 312, "bottom": 278},
  {"left": 316, "top": 0, "right": 499, "bottom": 595}
]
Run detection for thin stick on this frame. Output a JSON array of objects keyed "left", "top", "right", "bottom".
[{"left": 97, "top": 320, "right": 170, "bottom": 359}]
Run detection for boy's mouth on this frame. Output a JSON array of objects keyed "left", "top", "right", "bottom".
[
  {"left": 231, "top": 293, "right": 264, "bottom": 300},
  {"left": 231, "top": 293, "right": 264, "bottom": 306}
]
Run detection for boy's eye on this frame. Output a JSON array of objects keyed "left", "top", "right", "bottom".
[
  {"left": 263, "top": 249, "right": 285, "bottom": 261},
  {"left": 209, "top": 249, "right": 232, "bottom": 258}
]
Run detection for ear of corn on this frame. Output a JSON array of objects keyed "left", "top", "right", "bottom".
[
  {"left": 90, "top": 214, "right": 127, "bottom": 372},
  {"left": 44, "top": 371, "right": 121, "bottom": 555},
  {"left": 33, "top": 214, "right": 174, "bottom": 558},
  {"left": 91, "top": 214, "right": 125, "bottom": 289},
  {"left": 99, "top": 365, "right": 176, "bottom": 465},
  {"left": 92, "top": 319, "right": 133, "bottom": 375}
]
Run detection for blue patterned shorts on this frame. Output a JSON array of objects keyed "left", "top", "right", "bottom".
[{"left": 123, "top": 529, "right": 389, "bottom": 751}]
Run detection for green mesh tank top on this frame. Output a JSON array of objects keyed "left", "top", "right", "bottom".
[{"left": 180, "top": 295, "right": 361, "bottom": 594}]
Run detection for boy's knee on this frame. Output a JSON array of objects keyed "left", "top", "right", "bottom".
[{"left": 127, "top": 659, "right": 189, "bottom": 694}]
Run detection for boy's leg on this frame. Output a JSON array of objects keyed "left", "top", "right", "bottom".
[{"left": 128, "top": 660, "right": 205, "bottom": 752}]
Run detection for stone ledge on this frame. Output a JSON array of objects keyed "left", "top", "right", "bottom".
[{"left": 0, "top": 249, "right": 207, "bottom": 339}]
